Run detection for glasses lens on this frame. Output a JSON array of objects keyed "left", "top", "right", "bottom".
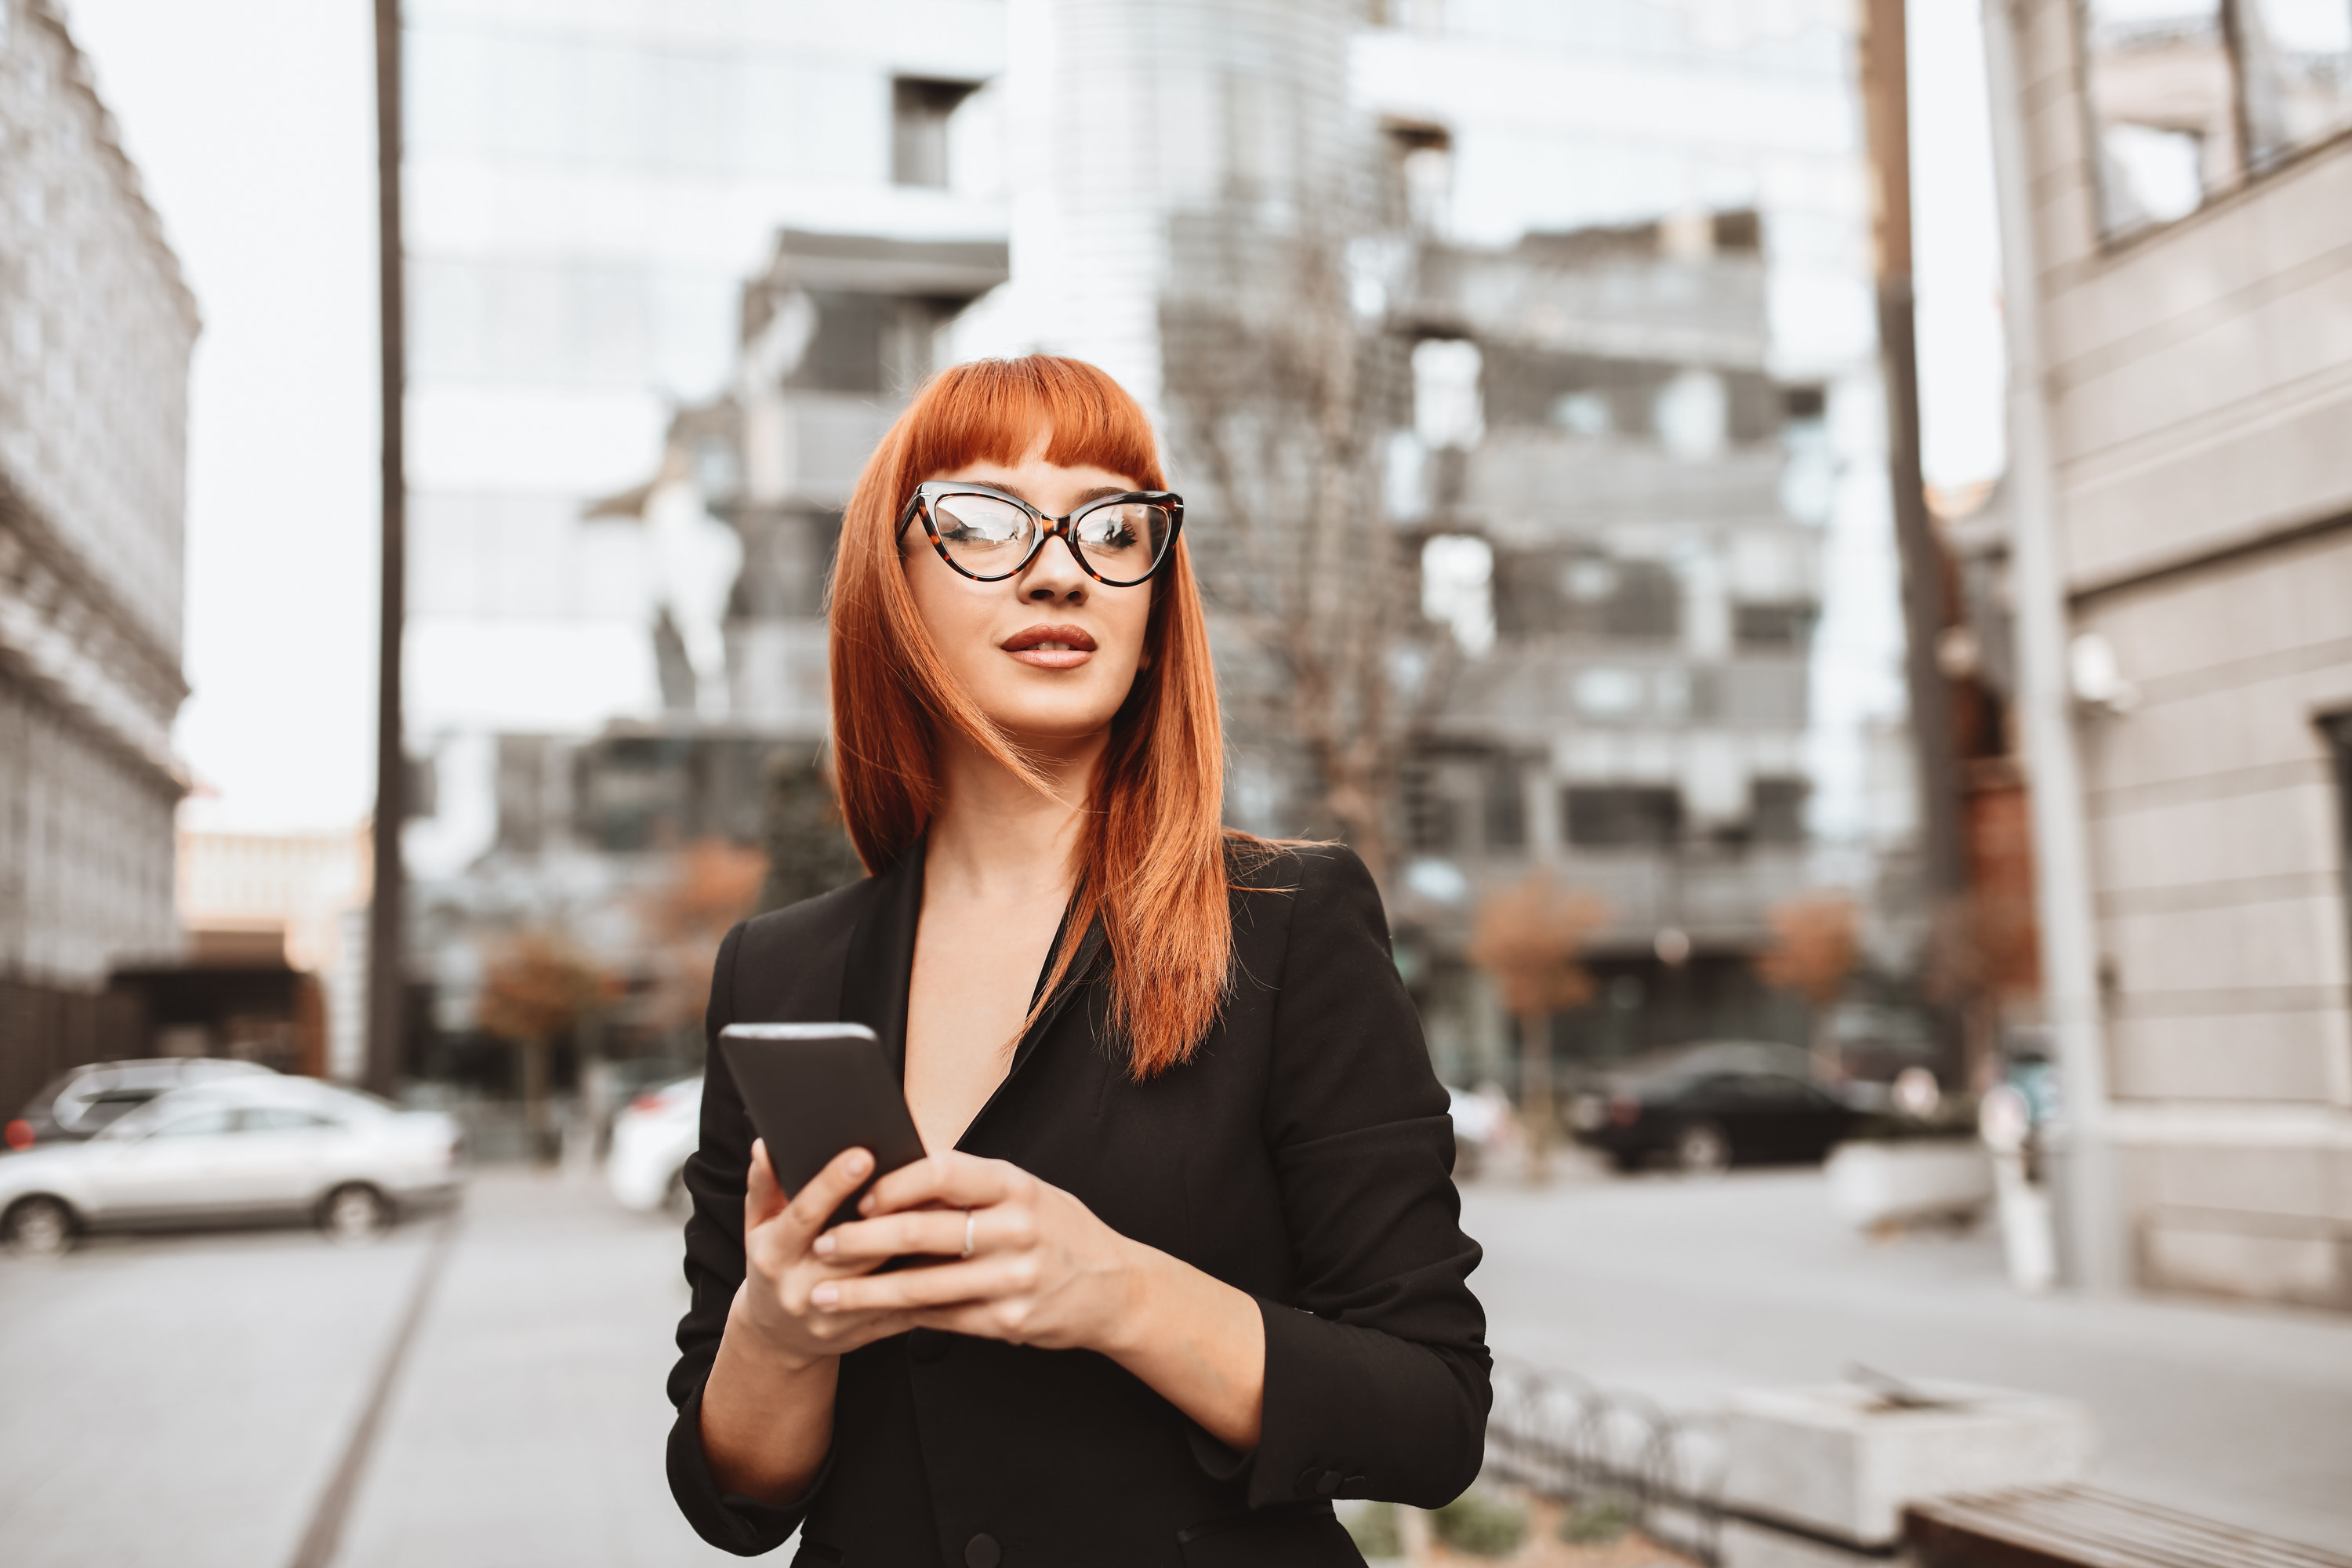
[
  {"left": 1073, "top": 502, "right": 1174, "bottom": 583},
  {"left": 931, "top": 492, "right": 1036, "bottom": 576}
]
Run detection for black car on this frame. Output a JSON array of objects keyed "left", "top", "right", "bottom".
[
  {"left": 5, "top": 1058, "right": 271, "bottom": 1152},
  {"left": 1571, "top": 1064, "right": 1861, "bottom": 1173}
]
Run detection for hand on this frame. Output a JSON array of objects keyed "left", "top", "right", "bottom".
[
  {"left": 808, "top": 1151, "right": 1143, "bottom": 1355},
  {"left": 731, "top": 1141, "right": 920, "bottom": 1368}
]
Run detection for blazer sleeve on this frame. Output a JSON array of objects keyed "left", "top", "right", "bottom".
[
  {"left": 1243, "top": 844, "right": 1492, "bottom": 1510},
  {"left": 663, "top": 920, "right": 829, "bottom": 1555}
]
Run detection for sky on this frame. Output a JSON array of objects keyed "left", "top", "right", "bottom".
[{"left": 63, "top": 0, "right": 2008, "bottom": 838}]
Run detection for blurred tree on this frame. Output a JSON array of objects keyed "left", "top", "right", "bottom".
[
  {"left": 1467, "top": 874, "right": 1606, "bottom": 1181},
  {"left": 1161, "top": 205, "right": 1435, "bottom": 879},
  {"left": 1755, "top": 892, "right": 1861, "bottom": 1082},
  {"left": 477, "top": 931, "right": 612, "bottom": 1162},
  {"left": 638, "top": 839, "right": 770, "bottom": 1051},
  {"left": 1924, "top": 890, "right": 2039, "bottom": 1094},
  {"left": 758, "top": 746, "right": 866, "bottom": 913}
]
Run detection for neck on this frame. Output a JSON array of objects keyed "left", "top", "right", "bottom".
[{"left": 924, "top": 725, "right": 1105, "bottom": 904}]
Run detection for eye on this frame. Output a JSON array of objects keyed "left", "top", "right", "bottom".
[{"left": 935, "top": 494, "right": 1031, "bottom": 549}]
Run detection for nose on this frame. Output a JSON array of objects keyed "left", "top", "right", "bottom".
[{"left": 1017, "top": 527, "right": 1089, "bottom": 604}]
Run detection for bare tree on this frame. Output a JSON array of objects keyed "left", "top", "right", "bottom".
[
  {"left": 1754, "top": 892, "right": 1862, "bottom": 1083},
  {"left": 1161, "top": 205, "right": 1432, "bottom": 879},
  {"left": 477, "top": 931, "right": 612, "bottom": 1162},
  {"left": 637, "top": 838, "right": 769, "bottom": 1051},
  {"left": 1467, "top": 873, "right": 1608, "bottom": 1181}
]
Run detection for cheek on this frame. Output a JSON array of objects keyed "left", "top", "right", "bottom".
[{"left": 904, "top": 554, "right": 996, "bottom": 666}]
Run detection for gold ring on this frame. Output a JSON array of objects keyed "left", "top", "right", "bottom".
[{"left": 960, "top": 1209, "right": 976, "bottom": 1259}]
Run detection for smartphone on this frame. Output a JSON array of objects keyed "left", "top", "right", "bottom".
[{"left": 718, "top": 1022, "right": 929, "bottom": 1230}]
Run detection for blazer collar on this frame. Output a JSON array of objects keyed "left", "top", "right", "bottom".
[{"left": 834, "top": 833, "right": 1111, "bottom": 1112}]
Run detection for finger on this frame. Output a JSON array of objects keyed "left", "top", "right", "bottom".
[
  {"left": 861, "top": 1151, "right": 1018, "bottom": 1217},
  {"left": 815, "top": 1256, "right": 1022, "bottom": 1315},
  {"left": 745, "top": 1140, "right": 785, "bottom": 1225},
  {"left": 815, "top": 1208, "right": 976, "bottom": 1265},
  {"left": 775, "top": 1146, "right": 875, "bottom": 1249}
]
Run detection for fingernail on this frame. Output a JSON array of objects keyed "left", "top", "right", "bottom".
[
  {"left": 813, "top": 1233, "right": 836, "bottom": 1258},
  {"left": 848, "top": 1149, "right": 872, "bottom": 1176},
  {"left": 811, "top": 1283, "right": 837, "bottom": 1308}
]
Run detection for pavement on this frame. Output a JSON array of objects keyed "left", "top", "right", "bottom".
[
  {"left": 1463, "top": 1160, "right": 2352, "bottom": 1555},
  {"left": 2, "top": 1158, "right": 2347, "bottom": 1565},
  {"left": 0, "top": 1166, "right": 735, "bottom": 1568}
]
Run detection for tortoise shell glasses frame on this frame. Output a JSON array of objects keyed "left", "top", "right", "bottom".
[{"left": 895, "top": 480, "right": 1185, "bottom": 588}]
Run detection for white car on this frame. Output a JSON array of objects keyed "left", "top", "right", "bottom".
[
  {"left": 0, "top": 1074, "right": 463, "bottom": 1256},
  {"left": 608, "top": 1075, "right": 702, "bottom": 1214}
]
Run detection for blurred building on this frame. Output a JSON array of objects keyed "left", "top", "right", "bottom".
[
  {"left": 1385, "top": 216, "right": 1831, "bottom": 1075},
  {"left": 1997, "top": 0, "right": 2352, "bottom": 1308},
  {"left": 175, "top": 826, "right": 370, "bottom": 1079},
  {"left": 388, "top": 1, "right": 1919, "bottom": 1087},
  {"left": 397, "top": 2, "right": 1010, "bottom": 1053},
  {"left": 0, "top": 1, "right": 197, "bottom": 1110},
  {"left": 989, "top": 0, "right": 1907, "bottom": 1079}
]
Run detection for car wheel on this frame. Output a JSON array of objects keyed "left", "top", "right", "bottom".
[
  {"left": 4, "top": 1196, "right": 75, "bottom": 1258},
  {"left": 1673, "top": 1121, "right": 1731, "bottom": 1176},
  {"left": 320, "top": 1183, "right": 393, "bottom": 1243}
]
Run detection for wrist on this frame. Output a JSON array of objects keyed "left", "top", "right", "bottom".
[
  {"left": 1097, "top": 1237, "right": 1162, "bottom": 1360},
  {"left": 726, "top": 1284, "right": 830, "bottom": 1377}
]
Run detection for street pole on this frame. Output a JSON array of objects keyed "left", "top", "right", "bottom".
[
  {"left": 366, "top": 0, "right": 407, "bottom": 1098},
  {"left": 1858, "top": 0, "right": 1967, "bottom": 912},
  {"left": 1979, "top": 0, "right": 2124, "bottom": 1291}
]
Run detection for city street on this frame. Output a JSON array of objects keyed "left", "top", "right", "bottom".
[{"left": 3, "top": 1162, "right": 2349, "bottom": 1566}]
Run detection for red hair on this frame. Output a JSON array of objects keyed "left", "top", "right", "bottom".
[{"left": 828, "top": 356, "right": 1237, "bottom": 1078}]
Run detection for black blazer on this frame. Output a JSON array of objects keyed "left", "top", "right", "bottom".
[{"left": 666, "top": 840, "right": 1490, "bottom": 1566}]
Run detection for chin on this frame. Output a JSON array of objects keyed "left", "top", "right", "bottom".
[{"left": 983, "top": 693, "right": 1128, "bottom": 745}]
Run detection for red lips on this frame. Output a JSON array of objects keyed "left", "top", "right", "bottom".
[
  {"left": 1001, "top": 623, "right": 1098, "bottom": 670},
  {"left": 1000, "top": 623, "right": 1098, "bottom": 652}
]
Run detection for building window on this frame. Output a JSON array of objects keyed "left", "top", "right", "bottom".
[
  {"left": 891, "top": 78, "right": 980, "bottom": 187},
  {"left": 2322, "top": 710, "right": 2352, "bottom": 971},
  {"left": 1494, "top": 551, "right": 1681, "bottom": 641},
  {"left": 1382, "top": 121, "right": 1454, "bottom": 234},
  {"left": 1750, "top": 777, "right": 1810, "bottom": 845},
  {"left": 2078, "top": 0, "right": 2352, "bottom": 241},
  {"left": 1484, "top": 760, "right": 1526, "bottom": 851},
  {"left": 1564, "top": 786, "right": 1683, "bottom": 848},
  {"left": 1734, "top": 602, "right": 1817, "bottom": 650}
]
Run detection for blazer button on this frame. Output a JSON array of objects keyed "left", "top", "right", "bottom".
[
  {"left": 1296, "top": 1467, "right": 1343, "bottom": 1498},
  {"left": 964, "top": 1533, "right": 1001, "bottom": 1568}
]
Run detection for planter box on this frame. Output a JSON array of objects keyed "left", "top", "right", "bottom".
[
  {"left": 1721, "top": 1380, "right": 2095, "bottom": 1557},
  {"left": 1824, "top": 1139, "right": 1993, "bottom": 1229}
]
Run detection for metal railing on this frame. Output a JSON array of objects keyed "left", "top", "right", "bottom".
[{"left": 1482, "top": 1361, "right": 1726, "bottom": 1565}]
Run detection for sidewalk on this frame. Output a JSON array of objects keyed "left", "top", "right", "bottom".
[
  {"left": 1463, "top": 1165, "right": 2352, "bottom": 1553},
  {"left": 333, "top": 1167, "right": 737, "bottom": 1567}
]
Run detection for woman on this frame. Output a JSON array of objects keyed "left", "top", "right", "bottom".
[{"left": 667, "top": 355, "right": 1489, "bottom": 1566}]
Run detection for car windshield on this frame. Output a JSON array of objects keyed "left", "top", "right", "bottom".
[{"left": 63, "top": 1089, "right": 164, "bottom": 1132}]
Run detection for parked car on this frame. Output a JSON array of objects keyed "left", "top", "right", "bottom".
[
  {"left": 608, "top": 1075, "right": 702, "bottom": 1215},
  {"left": 1446, "top": 1084, "right": 1515, "bottom": 1179},
  {"left": 0, "top": 1075, "right": 463, "bottom": 1256},
  {"left": 5, "top": 1058, "right": 274, "bottom": 1151},
  {"left": 1570, "top": 1057, "right": 1861, "bottom": 1174}
]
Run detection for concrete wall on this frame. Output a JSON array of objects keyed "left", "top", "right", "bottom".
[{"left": 2013, "top": 0, "right": 2352, "bottom": 1308}]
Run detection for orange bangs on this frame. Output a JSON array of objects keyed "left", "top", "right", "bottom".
[{"left": 827, "top": 356, "right": 1237, "bottom": 1080}]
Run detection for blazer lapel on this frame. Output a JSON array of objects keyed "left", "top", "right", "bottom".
[{"left": 837, "top": 837, "right": 926, "bottom": 1083}]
